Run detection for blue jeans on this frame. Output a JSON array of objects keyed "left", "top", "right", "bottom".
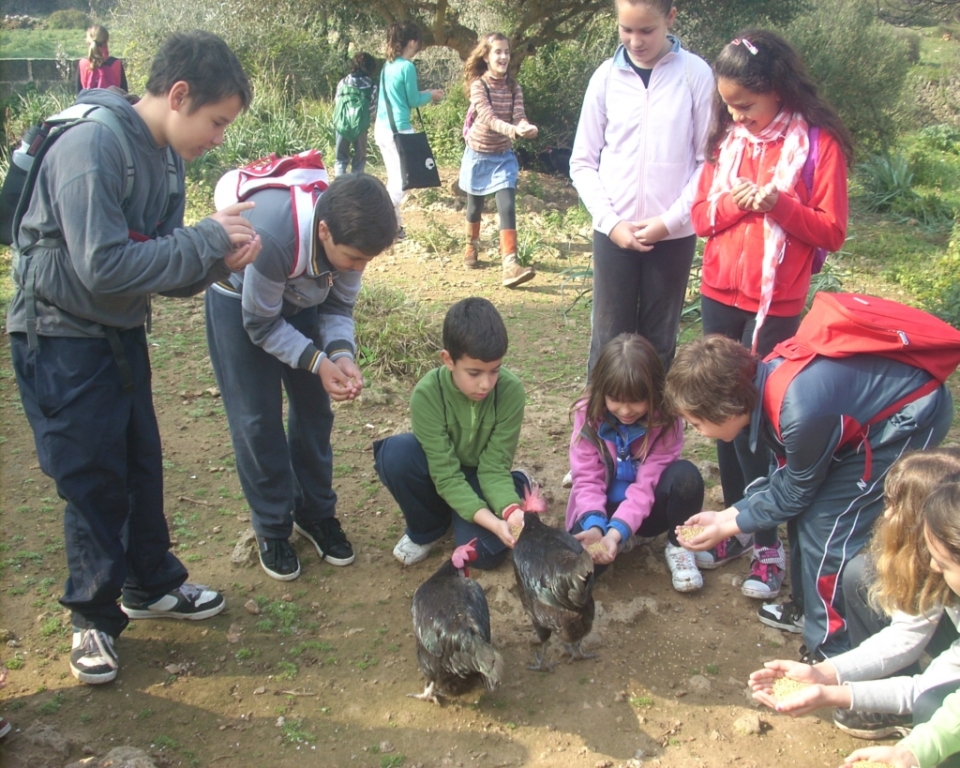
[
  {"left": 334, "top": 131, "right": 368, "bottom": 175},
  {"left": 11, "top": 329, "right": 188, "bottom": 638},
  {"left": 205, "top": 288, "right": 337, "bottom": 539},
  {"left": 373, "top": 432, "right": 531, "bottom": 570}
]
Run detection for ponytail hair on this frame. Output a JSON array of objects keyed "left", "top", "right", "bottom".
[
  {"left": 86, "top": 25, "right": 109, "bottom": 70},
  {"left": 385, "top": 21, "right": 422, "bottom": 63}
]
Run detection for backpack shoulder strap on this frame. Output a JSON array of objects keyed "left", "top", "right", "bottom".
[
  {"left": 801, "top": 126, "right": 820, "bottom": 193},
  {"left": 761, "top": 342, "right": 817, "bottom": 441},
  {"left": 85, "top": 107, "right": 136, "bottom": 203}
]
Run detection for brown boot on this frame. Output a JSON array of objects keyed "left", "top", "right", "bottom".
[
  {"left": 500, "top": 229, "right": 535, "bottom": 288},
  {"left": 464, "top": 221, "right": 481, "bottom": 269}
]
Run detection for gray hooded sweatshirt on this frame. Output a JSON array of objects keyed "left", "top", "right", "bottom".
[{"left": 6, "top": 89, "right": 233, "bottom": 339}]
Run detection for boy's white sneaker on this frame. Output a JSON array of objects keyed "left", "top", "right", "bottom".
[
  {"left": 664, "top": 543, "right": 704, "bottom": 593},
  {"left": 393, "top": 534, "right": 433, "bottom": 566}
]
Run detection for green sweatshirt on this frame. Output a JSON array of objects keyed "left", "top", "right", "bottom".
[
  {"left": 900, "top": 689, "right": 960, "bottom": 768},
  {"left": 410, "top": 365, "right": 525, "bottom": 522}
]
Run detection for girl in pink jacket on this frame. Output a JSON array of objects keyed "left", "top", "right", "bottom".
[{"left": 566, "top": 334, "right": 704, "bottom": 592}]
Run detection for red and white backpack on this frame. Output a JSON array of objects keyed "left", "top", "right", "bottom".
[{"left": 214, "top": 150, "right": 328, "bottom": 278}]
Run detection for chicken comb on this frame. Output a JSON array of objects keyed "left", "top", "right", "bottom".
[
  {"left": 521, "top": 484, "right": 547, "bottom": 514},
  {"left": 451, "top": 538, "right": 478, "bottom": 569}
]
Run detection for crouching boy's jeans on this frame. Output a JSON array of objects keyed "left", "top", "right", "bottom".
[{"left": 373, "top": 432, "right": 530, "bottom": 569}]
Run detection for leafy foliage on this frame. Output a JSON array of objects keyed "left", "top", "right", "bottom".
[
  {"left": 46, "top": 9, "right": 90, "bottom": 29},
  {"left": 783, "top": 0, "right": 910, "bottom": 152}
]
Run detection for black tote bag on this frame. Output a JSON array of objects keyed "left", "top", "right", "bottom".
[{"left": 381, "top": 72, "right": 441, "bottom": 191}]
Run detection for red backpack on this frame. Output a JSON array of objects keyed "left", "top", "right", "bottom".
[{"left": 762, "top": 292, "right": 960, "bottom": 484}]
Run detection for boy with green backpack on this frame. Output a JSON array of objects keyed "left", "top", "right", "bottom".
[{"left": 333, "top": 52, "right": 378, "bottom": 176}]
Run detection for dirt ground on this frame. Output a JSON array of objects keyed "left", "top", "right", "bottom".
[{"left": 1, "top": 168, "right": 958, "bottom": 768}]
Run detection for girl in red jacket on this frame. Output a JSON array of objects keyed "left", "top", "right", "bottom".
[{"left": 689, "top": 29, "right": 853, "bottom": 603}]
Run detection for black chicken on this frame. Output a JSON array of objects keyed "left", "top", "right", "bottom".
[
  {"left": 409, "top": 539, "right": 504, "bottom": 703},
  {"left": 512, "top": 511, "right": 596, "bottom": 672}
]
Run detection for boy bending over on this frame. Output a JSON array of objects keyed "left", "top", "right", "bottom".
[
  {"left": 205, "top": 172, "right": 396, "bottom": 580},
  {"left": 665, "top": 335, "right": 953, "bottom": 660}
]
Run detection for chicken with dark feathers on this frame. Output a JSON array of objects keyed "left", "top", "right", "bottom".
[
  {"left": 512, "top": 511, "right": 596, "bottom": 671},
  {"left": 410, "top": 539, "right": 504, "bottom": 702}
]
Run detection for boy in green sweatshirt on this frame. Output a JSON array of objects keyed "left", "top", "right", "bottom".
[{"left": 373, "top": 297, "right": 531, "bottom": 568}]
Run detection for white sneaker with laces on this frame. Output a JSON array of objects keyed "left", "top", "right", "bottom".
[
  {"left": 393, "top": 534, "right": 433, "bottom": 566},
  {"left": 664, "top": 543, "right": 704, "bottom": 593}
]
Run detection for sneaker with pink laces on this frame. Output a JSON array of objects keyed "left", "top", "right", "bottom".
[{"left": 741, "top": 541, "right": 786, "bottom": 599}]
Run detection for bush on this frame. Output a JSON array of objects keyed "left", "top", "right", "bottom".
[
  {"left": 518, "top": 35, "right": 612, "bottom": 150},
  {"left": 783, "top": 0, "right": 910, "bottom": 152},
  {"left": 902, "top": 125, "right": 960, "bottom": 189},
  {"left": 111, "top": 0, "right": 360, "bottom": 98},
  {"left": 46, "top": 9, "right": 89, "bottom": 29},
  {"left": 857, "top": 153, "right": 916, "bottom": 211}
]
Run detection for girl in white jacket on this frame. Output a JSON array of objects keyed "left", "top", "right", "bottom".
[
  {"left": 570, "top": 0, "right": 713, "bottom": 373},
  {"left": 749, "top": 448, "right": 960, "bottom": 741}
]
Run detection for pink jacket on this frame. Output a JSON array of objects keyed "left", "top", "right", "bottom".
[{"left": 565, "top": 405, "right": 684, "bottom": 534}]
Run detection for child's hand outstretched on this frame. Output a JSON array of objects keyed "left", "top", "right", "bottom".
[
  {"left": 750, "top": 658, "right": 836, "bottom": 692},
  {"left": 516, "top": 122, "right": 538, "bottom": 140},
  {"left": 610, "top": 220, "right": 653, "bottom": 252},
  {"left": 473, "top": 508, "right": 516, "bottom": 549},
  {"left": 842, "top": 745, "right": 919, "bottom": 768},
  {"left": 333, "top": 357, "right": 365, "bottom": 399},
  {"left": 675, "top": 510, "right": 739, "bottom": 551},
  {"left": 318, "top": 357, "right": 360, "bottom": 401},
  {"left": 574, "top": 528, "right": 616, "bottom": 564},
  {"left": 211, "top": 201, "right": 258, "bottom": 247}
]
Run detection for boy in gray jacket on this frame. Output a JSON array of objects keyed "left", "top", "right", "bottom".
[
  {"left": 205, "top": 171, "right": 396, "bottom": 581},
  {"left": 8, "top": 31, "right": 257, "bottom": 685}
]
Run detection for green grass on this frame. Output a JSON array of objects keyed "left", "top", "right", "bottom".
[{"left": 0, "top": 29, "right": 127, "bottom": 59}]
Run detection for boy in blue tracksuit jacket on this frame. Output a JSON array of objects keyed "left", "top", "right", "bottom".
[{"left": 665, "top": 335, "right": 953, "bottom": 660}]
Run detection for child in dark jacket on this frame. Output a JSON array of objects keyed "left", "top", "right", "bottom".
[{"left": 665, "top": 335, "right": 954, "bottom": 660}]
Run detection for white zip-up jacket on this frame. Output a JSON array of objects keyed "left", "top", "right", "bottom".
[{"left": 569, "top": 38, "right": 714, "bottom": 239}]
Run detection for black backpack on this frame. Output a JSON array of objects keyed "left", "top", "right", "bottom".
[{"left": 0, "top": 103, "right": 178, "bottom": 247}]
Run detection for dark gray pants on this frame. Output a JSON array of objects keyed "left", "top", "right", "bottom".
[
  {"left": 588, "top": 231, "right": 697, "bottom": 373},
  {"left": 205, "top": 288, "right": 338, "bottom": 539},
  {"left": 701, "top": 296, "right": 802, "bottom": 548}
]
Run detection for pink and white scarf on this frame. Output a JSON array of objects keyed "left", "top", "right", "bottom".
[{"left": 706, "top": 110, "right": 810, "bottom": 351}]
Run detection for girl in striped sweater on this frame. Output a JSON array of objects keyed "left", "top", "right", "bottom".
[{"left": 459, "top": 33, "right": 539, "bottom": 288}]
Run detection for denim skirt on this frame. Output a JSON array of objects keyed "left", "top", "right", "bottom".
[{"left": 458, "top": 146, "right": 518, "bottom": 195}]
